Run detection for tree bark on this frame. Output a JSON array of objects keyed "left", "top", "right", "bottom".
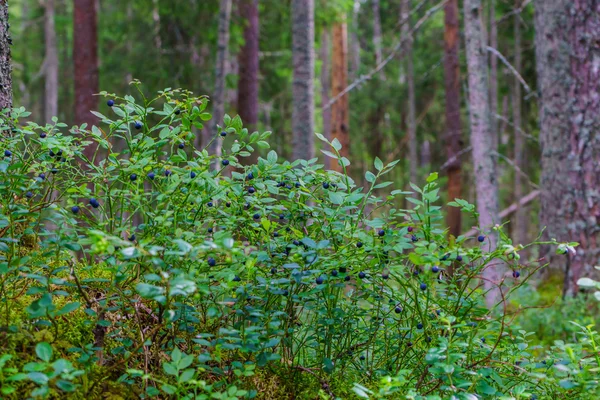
[
  {"left": 512, "top": 0, "right": 526, "bottom": 245},
  {"left": 204, "top": 0, "right": 232, "bottom": 159},
  {"left": 372, "top": 0, "right": 385, "bottom": 80},
  {"left": 45, "top": 0, "right": 58, "bottom": 122},
  {"left": 74, "top": 0, "right": 99, "bottom": 160},
  {"left": 443, "top": 0, "right": 463, "bottom": 241},
  {"left": 464, "top": 0, "right": 499, "bottom": 305},
  {"left": 238, "top": 0, "right": 259, "bottom": 162},
  {"left": 320, "top": 29, "right": 331, "bottom": 169},
  {"left": 349, "top": 0, "right": 361, "bottom": 79},
  {"left": 535, "top": 0, "right": 600, "bottom": 295},
  {"left": 0, "top": 0, "right": 12, "bottom": 111},
  {"left": 488, "top": 0, "right": 498, "bottom": 152},
  {"left": 331, "top": 21, "right": 349, "bottom": 171},
  {"left": 291, "top": 0, "right": 314, "bottom": 161},
  {"left": 401, "top": 0, "right": 417, "bottom": 184}
]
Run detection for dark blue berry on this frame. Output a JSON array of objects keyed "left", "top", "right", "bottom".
[
  {"left": 295, "top": 182, "right": 301, "bottom": 188},
  {"left": 178, "top": 142, "right": 185, "bottom": 149},
  {"left": 4, "top": 150, "right": 11, "bottom": 157},
  {"left": 513, "top": 270, "right": 520, "bottom": 278},
  {"left": 107, "top": 99, "right": 114, "bottom": 107},
  {"left": 417, "top": 323, "right": 423, "bottom": 329},
  {"left": 147, "top": 172, "right": 155, "bottom": 180},
  {"left": 271, "top": 267, "right": 277, "bottom": 274},
  {"left": 207, "top": 202, "right": 213, "bottom": 207},
  {"left": 432, "top": 266, "right": 440, "bottom": 273},
  {"left": 359, "top": 272, "right": 366, "bottom": 279},
  {"left": 233, "top": 276, "right": 241, "bottom": 282},
  {"left": 207, "top": 257, "right": 216, "bottom": 267},
  {"left": 49, "top": 150, "right": 55, "bottom": 157},
  {"left": 71, "top": 206, "right": 80, "bottom": 214},
  {"left": 25, "top": 191, "right": 33, "bottom": 199},
  {"left": 378, "top": 229, "right": 385, "bottom": 237},
  {"left": 208, "top": 228, "right": 213, "bottom": 233},
  {"left": 134, "top": 121, "right": 142, "bottom": 129},
  {"left": 382, "top": 273, "right": 389, "bottom": 279},
  {"left": 128, "top": 234, "right": 136, "bottom": 241},
  {"left": 316, "top": 276, "right": 324, "bottom": 284},
  {"left": 39, "top": 173, "right": 45, "bottom": 180},
  {"left": 248, "top": 187, "right": 256, "bottom": 194},
  {"left": 190, "top": 171, "right": 196, "bottom": 178},
  {"left": 478, "top": 235, "right": 485, "bottom": 242},
  {"left": 273, "top": 232, "right": 279, "bottom": 238},
  {"left": 293, "top": 240, "right": 300, "bottom": 246},
  {"left": 220, "top": 131, "right": 227, "bottom": 137},
  {"left": 175, "top": 109, "right": 181, "bottom": 115},
  {"left": 331, "top": 270, "right": 338, "bottom": 277},
  {"left": 164, "top": 170, "right": 172, "bottom": 177},
  {"left": 51, "top": 168, "right": 58, "bottom": 174},
  {"left": 130, "top": 174, "right": 137, "bottom": 181},
  {"left": 411, "top": 235, "right": 418, "bottom": 242},
  {"left": 222, "top": 159, "right": 230, "bottom": 166},
  {"left": 344, "top": 275, "right": 351, "bottom": 281},
  {"left": 226, "top": 202, "right": 231, "bottom": 207},
  {"left": 456, "top": 255, "right": 463, "bottom": 262},
  {"left": 357, "top": 242, "right": 363, "bottom": 248},
  {"left": 420, "top": 283, "right": 427, "bottom": 291},
  {"left": 322, "top": 182, "right": 330, "bottom": 189},
  {"left": 89, "top": 198, "right": 100, "bottom": 208},
  {"left": 360, "top": 355, "right": 365, "bottom": 361},
  {"left": 40, "top": 132, "right": 47, "bottom": 139},
  {"left": 247, "top": 172, "right": 254, "bottom": 180},
  {"left": 253, "top": 213, "right": 260, "bottom": 220},
  {"left": 395, "top": 306, "right": 402, "bottom": 314},
  {"left": 244, "top": 203, "right": 250, "bottom": 209}
]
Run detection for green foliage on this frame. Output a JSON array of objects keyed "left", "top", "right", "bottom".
[{"left": 0, "top": 87, "right": 597, "bottom": 399}]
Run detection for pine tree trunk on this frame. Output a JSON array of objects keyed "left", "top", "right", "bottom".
[
  {"left": 401, "top": 0, "right": 417, "bottom": 184},
  {"left": 349, "top": 0, "right": 360, "bottom": 79},
  {"left": 320, "top": 29, "right": 331, "bottom": 169},
  {"left": 488, "top": 0, "right": 498, "bottom": 152},
  {"left": 331, "top": 21, "right": 349, "bottom": 171},
  {"left": 0, "top": 0, "right": 12, "bottom": 111},
  {"left": 45, "top": 0, "right": 58, "bottom": 122},
  {"left": 535, "top": 0, "right": 600, "bottom": 295},
  {"left": 291, "top": 0, "right": 315, "bottom": 161},
  {"left": 74, "top": 0, "right": 99, "bottom": 160},
  {"left": 443, "top": 0, "right": 463, "bottom": 241},
  {"left": 204, "top": 0, "right": 231, "bottom": 159},
  {"left": 513, "top": 0, "right": 526, "bottom": 246},
  {"left": 372, "top": 0, "right": 385, "bottom": 80},
  {"left": 238, "top": 0, "right": 259, "bottom": 163},
  {"left": 464, "top": 0, "right": 499, "bottom": 305}
]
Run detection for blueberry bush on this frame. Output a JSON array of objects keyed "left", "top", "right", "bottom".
[{"left": 0, "top": 86, "right": 598, "bottom": 399}]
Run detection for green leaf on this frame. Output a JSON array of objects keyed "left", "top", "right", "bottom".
[
  {"left": 267, "top": 150, "right": 278, "bottom": 163},
  {"left": 374, "top": 157, "right": 383, "bottom": 171},
  {"left": 331, "top": 138, "right": 342, "bottom": 151},
  {"left": 56, "top": 302, "right": 80, "bottom": 316},
  {"left": 35, "top": 342, "right": 52, "bottom": 362},
  {"left": 365, "top": 171, "right": 376, "bottom": 183}
]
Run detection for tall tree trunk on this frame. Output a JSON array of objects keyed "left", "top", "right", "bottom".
[
  {"left": 443, "top": 0, "right": 462, "bottom": 242},
  {"left": 331, "top": 21, "right": 349, "bottom": 172},
  {"left": 535, "top": 0, "right": 600, "bottom": 295},
  {"left": 513, "top": 0, "right": 526, "bottom": 245},
  {"left": 45, "top": 0, "right": 58, "bottom": 122},
  {"left": 349, "top": 0, "right": 360, "bottom": 79},
  {"left": 372, "top": 0, "right": 385, "bottom": 80},
  {"left": 152, "top": 0, "right": 161, "bottom": 51},
  {"left": 74, "top": 0, "right": 99, "bottom": 160},
  {"left": 401, "top": 0, "right": 417, "bottom": 184},
  {"left": 291, "top": 0, "right": 315, "bottom": 161},
  {"left": 204, "top": 0, "right": 232, "bottom": 159},
  {"left": 488, "top": 0, "right": 498, "bottom": 151},
  {"left": 0, "top": 0, "right": 12, "bottom": 111},
  {"left": 238, "top": 0, "right": 259, "bottom": 163},
  {"left": 320, "top": 29, "right": 331, "bottom": 169},
  {"left": 464, "top": 0, "right": 499, "bottom": 305}
]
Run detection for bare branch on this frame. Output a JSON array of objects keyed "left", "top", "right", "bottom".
[{"left": 486, "top": 46, "right": 533, "bottom": 95}]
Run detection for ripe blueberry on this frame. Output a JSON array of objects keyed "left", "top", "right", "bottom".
[
  {"left": 271, "top": 267, "right": 277, "bottom": 274},
  {"left": 130, "top": 174, "right": 137, "bottom": 181},
  {"left": 247, "top": 172, "right": 254, "bottom": 180},
  {"left": 178, "top": 142, "right": 185, "bottom": 149},
  {"left": 71, "top": 205, "right": 80, "bottom": 214},
  {"left": 513, "top": 270, "right": 520, "bottom": 278},
  {"left": 226, "top": 202, "right": 231, "bottom": 207},
  {"left": 40, "top": 132, "right": 47, "bottom": 139},
  {"left": 273, "top": 232, "right": 279, "bottom": 238},
  {"left": 222, "top": 159, "right": 230, "bottom": 166},
  {"left": 316, "top": 276, "right": 324, "bottom": 284},
  {"left": 359, "top": 271, "right": 366, "bottom": 279},
  {"left": 417, "top": 323, "right": 423, "bottom": 329},
  {"left": 51, "top": 168, "right": 58, "bottom": 174},
  {"left": 25, "top": 191, "right": 33, "bottom": 199},
  {"left": 478, "top": 235, "right": 485, "bottom": 242},
  {"left": 207, "top": 202, "right": 213, "bottom": 207},
  {"left": 207, "top": 257, "right": 216, "bottom": 267},
  {"left": 279, "top": 214, "right": 285, "bottom": 220},
  {"left": 331, "top": 270, "right": 338, "bottom": 277},
  {"left": 248, "top": 187, "right": 255, "bottom": 194},
  {"left": 107, "top": 99, "right": 115, "bottom": 107},
  {"left": 456, "top": 255, "right": 463, "bottom": 262},
  {"left": 128, "top": 234, "right": 136, "bottom": 241},
  {"left": 164, "top": 170, "right": 172, "bottom": 177},
  {"left": 89, "top": 198, "right": 100, "bottom": 208},
  {"left": 408, "top": 226, "right": 413, "bottom": 232},
  {"left": 322, "top": 182, "right": 329, "bottom": 189},
  {"left": 420, "top": 283, "right": 427, "bottom": 291},
  {"left": 147, "top": 172, "right": 155, "bottom": 180},
  {"left": 190, "top": 171, "right": 196, "bottom": 178},
  {"left": 293, "top": 240, "right": 300, "bottom": 246},
  {"left": 175, "top": 109, "right": 181, "bottom": 115},
  {"left": 134, "top": 121, "right": 143, "bottom": 129},
  {"left": 357, "top": 242, "right": 363, "bottom": 248},
  {"left": 382, "top": 273, "right": 389, "bottom": 279},
  {"left": 49, "top": 150, "right": 55, "bottom": 157},
  {"left": 3, "top": 150, "right": 11, "bottom": 157},
  {"left": 411, "top": 235, "right": 418, "bottom": 242},
  {"left": 432, "top": 266, "right": 440, "bottom": 273},
  {"left": 395, "top": 306, "right": 402, "bottom": 314},
  {"left": 208, "top": 228, "right": 213, "bottom": 233},
  {"left": 378, "top": 229, "right": 385, "bottom": 237},
  {"left": 253, "top": 213, "right": 260, "bottom": 220},
  {"left": 233, "top": 276, "right": 241, "bottom": 282},
  {"left": 39, "top": 173, "right": 46, "bottom": 180},
  {"left": 220, "top": 131, "right": 227, "bottom": 137},
  {"left": 344, "top": 275, "right": 351, "bottom": 281}
]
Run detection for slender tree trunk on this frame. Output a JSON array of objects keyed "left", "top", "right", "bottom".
[
  {"left": 372, "top": 0, "right": 385, "bottom": 80},
  {"left": 0, "top": 0, "right": 12, "bottom": 111},
  {"left": 443, "top": 0, "right": 463, "bottom": 242},
  {"left": 320, "top": 29, "right": 331, "bottom": 169},
  {"left": 535, "top": 0, "right": 600, "bottom": 295},
  {"left": 349, "top": 0, "right": 360, "bottom": 79},
  {"left": 464, "top": 0, "right": 499, "bottom": 305},
  {"left": 401, "top": 0, "right": 417, "bottom": 184},
  {"left": 74, "top": 0, "right": 99, "bottom": 160},
  {"left": 291, "top": 0, "right": 315, "bottom": 161},
  {"left": 513, "top": 0, "right": 526, "bottom": 245},
  {"left": 488, "top": 0, "right": 498, "bottom": 151},
  {"left": 331, "top": 21, "right": 349, "bottom": 171},
  {"left": 152, "top": 0, "right": 161, "bottom": 51},
  {"left": 238, "top": 0, "right": 259, "bottom": 153},
  {"left": 204, "top": 0, "right": 232, "bottom": 159},
  {"left": 45, "top": 0, "right": 58, "bottom": 122}
]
